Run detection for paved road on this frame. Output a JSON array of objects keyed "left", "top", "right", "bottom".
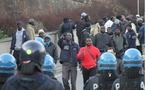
[{"left": 55, "top": 69, "right": 84, "bottom": 90}]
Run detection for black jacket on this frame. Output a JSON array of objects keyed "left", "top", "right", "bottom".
[
  {"left": 45, "top": 42, "right": 58, "bottom": 64},
  {"left": 58, "top": 38, "right": 79, "bottom": 64},
  {"left": 2, "top": 73, "right": 64, "bottom": 90},
  {"left": 84, "top": 74, "right": 118, "bottom": 90},
  {"left": 94, "top": 33, "right": 111, "bottom": 52},
  {"left": 111, "top": 74, "right": 145, "bottom": 90},
  {"left": 80, "top": 28, "right": 91, "bottom": 47}
]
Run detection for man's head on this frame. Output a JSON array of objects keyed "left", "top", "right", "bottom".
[
  {"left": 28, "top": 18, "right": 35, "bottom": 26},
  {"left": 102, "top": 16, "right": 108, "bottom": 22},
  {"left": 136, "top": 14, "right": 140, "bottom": 18},
  {"left": 17, "top": 21, "right": 23, "bottom": 31},
  {"left": 65, "top": 32, "right": 72, "bottom": 41},
  {"left": 116, "top": 15, "right": 122, "bottom": 21},
  {"left": 114, "top": 27, "right": 121, "bottom": 35},
  {"left": 123, "top": 48, "right": 142, "bottom": 78},
  {"left": 63, "top": 17, "right": 69, "bottom": 23},
  {"left": 107, "top": 27, "right": 113, "bottom": 35},
  {"left": 86, "top": 37, "right": 92, "bottom": 46},
  {"left": 81, "top": 12, "right": 88, "bottom": 20},
  {"left": 38, "top": 29, "right": 45, "bottom": 38},
  {"left": 98, "top": 19, "right": 105, "bottom": 26},
  {"left": 100, "top": 26, "right": 105, "bottom": 34},
  {"left": 137, "top": 18, "right": 143, "bottom": 27},
  {"left": 126, "top": 24, "right": 132, "bottom": 31},
  {"left": 110, "top": 16, "right": 115, "bottom": 22},
  {"left": 44, "top": 35, "right": 51, "bottom": 42},
  {"left": 44, "top": 35, "right": 51, "bottom": 46}
]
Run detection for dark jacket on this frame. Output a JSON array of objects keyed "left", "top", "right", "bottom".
[
  {"left": 126, "top": 29, "right": 136, "bottom": 48},
  {"left": 111, "top": 23, "right": 120, "bottom": 33},
  {"left": 116, "top": 59, "right": 123, "bottom": 76},
  {"left": 111, "top": 34, "right": 128, "bottom": 52},
  {"left": 61, "top": 20, "right": 75, "bottom": 37},
  {"left": 0, "top": 73, "right": 13, "bottom": 90},
  {"left": 45, "top": 42, "right": 58, "bottom": 64},
  {"left": 138, "top": 25, "right": 145, "bottom": 44},
  {"left": 120, "top": 20, "right": 131, "bottom": 34},
  {"left": 111, "top": 74, "right": 144, "bottom": 90},
  {"left": 1, "top": 73, "right": 64, "bottom": 90},
  {"left": 10, "top": 30, "right": 29, "bottom": 50},
  {"left": 80, "top": 28, "right": 91, "bottom": 47},
  {"left": 94, "top": 33, "right": 111, "bottom": 52},
  {"left": 58, "top": 38, "right": 79, "bottom": 64},
  {"left": 76, "top": 20, "right": 91, "bottom": 44},
  {"left": 84, "top": 73, "right": 118, "bottom": 90}
]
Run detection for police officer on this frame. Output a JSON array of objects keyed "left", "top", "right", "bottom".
[
  {"left": 84, "top": 52, "right": 118, "bottom": 90},
  {"left": 111, "top": 48, "right": 145, "bottom": 90},
  {"left": 2, "top": 40, "right": 64, "bottom": 90},
  {"left": 0, "top": 53, "right": 17, "bottom": 89},
  {"left": 42, "top": 54, "right": 56, "bottom": 79}
]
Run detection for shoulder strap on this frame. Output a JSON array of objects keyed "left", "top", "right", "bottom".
[{"left": 85, "top": 47, "right": 95, "bottom": 60}]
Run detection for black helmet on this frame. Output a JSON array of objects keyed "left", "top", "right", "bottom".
[{"left": 19, "top": 40, "right": 46, "bottom": 74}]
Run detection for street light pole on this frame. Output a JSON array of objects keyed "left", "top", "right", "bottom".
[
  {"left": 137, "top": 0, "right": 140, "bottom": 15},
  {"left": 144, "top": 0, "right": 145, "bottom": 21}
]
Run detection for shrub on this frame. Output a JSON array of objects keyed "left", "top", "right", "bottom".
[
  {"left": 0, "top": 29, "right": 8, "bottom": 39},
  {"left": 0, "top": 0, "right": 130, "bottom": 37},
  {"left": 122, "top": 0, "right": 144, "bottom": 15}
]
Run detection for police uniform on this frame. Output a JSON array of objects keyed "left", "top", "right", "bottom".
[
  {"left": 111, "top": 48, "right": 145, "bottom": 90},
  {"left": 2, "top": 73, "right": 63, "bottom": 90},
  {"left": 111, "top": 74, "right": 145, "bottom": 90},
  {"left": 84, "top": 52, "right": 118, "bottom": 90},
  {"left": 84, "top": 74, "right": 118, "bottom": 90}
]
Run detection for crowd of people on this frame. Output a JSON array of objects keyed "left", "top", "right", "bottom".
[{"left": 0, "top": 12, "right": 144, "bottom": 90}]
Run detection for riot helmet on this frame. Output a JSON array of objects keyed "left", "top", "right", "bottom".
[
  {"left": 0, "top": 53, "right": 17, "bottom": 83},
  {"left": 35, "top": 37, "right": 44, "bottom": 45},
  {"left": 98, "top": 52, "right": 117, "bottom": 80},
  {"left": 19, "top": 40, "right": 46, "bottom": 75},
  {"left": 42, "top": 54, "right": 55, "bottom": 74},
  {"left": 123, "top": 48, "right": 142, "bottom": 78}
]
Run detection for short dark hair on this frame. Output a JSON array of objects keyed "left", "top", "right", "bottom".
[{"left": 86, "top": 37, "right": 92, "bottom": 42}]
